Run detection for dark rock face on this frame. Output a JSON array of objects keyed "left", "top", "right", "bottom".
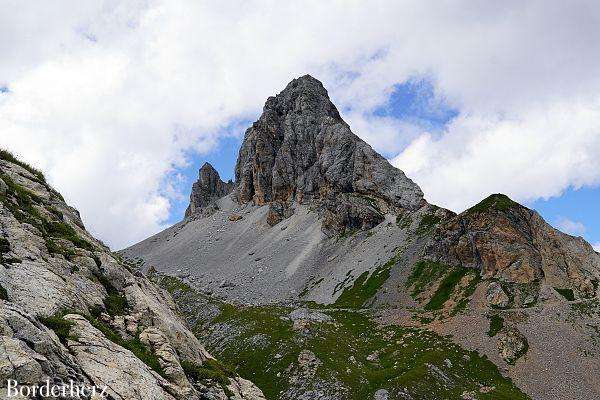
[
  {"left": 185, "top": 162, "right": 233, "bottom": 218},
  {"left": 234, "top": 75, "right": 424, "bottom": 233}
]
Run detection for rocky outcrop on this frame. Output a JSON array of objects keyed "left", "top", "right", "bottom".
[
  {"left": 486, "top": 282, "right": 510, "bottom": 308},
  {"left": 497, "top": 327, "right": 528, "bottom": 364},
  {"left": 426, "top": 194, "right": 600, "bottom": 299},
  {"left": 234, "top": 75, "right": 423, "bottom": 233},
  {"left": 65, "top": 314, "right": 180, "bottom": 400},
  {"left": 0, "top": 152, "right": 265, "bottom": 399},
  {"left": 185, "top": 162, "right": 234, "bottom": 218}
]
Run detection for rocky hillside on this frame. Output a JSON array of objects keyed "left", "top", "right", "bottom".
[
  {"left": 0, "top": 150, "right": 265, "bottom": 399},
  {"left": 124, "top": 76, "right": 600, "bottom": 400}
]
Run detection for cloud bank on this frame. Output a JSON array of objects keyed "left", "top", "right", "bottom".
[{"left": 1, "top": 1, "right": 599, "bottom": 248}]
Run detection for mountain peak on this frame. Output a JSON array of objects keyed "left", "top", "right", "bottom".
[
  {"left": 262, "top": 74, "right": 341, "bottom": 122},
  {"left": 185, "top": 163, "right": 233, "bottom": 218},
  {"left": 234, "top": 75, "right": 424, "bottom": 233},
  {"left": 200, "top": 161, "right": 217, "bottom": 171}
]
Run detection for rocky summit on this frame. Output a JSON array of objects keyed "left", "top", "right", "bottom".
[
  {"left": 0, "top": 152, "right": 265, "bottom": 399},
  {"left": 123, "top": 76, "right": 600, "bottom": 400},
  {"left": 235, "top": 75, "right": 424, "bottom": 232},
  {"left": 186, "top": 162, "right": 234, "bottom": 218}
]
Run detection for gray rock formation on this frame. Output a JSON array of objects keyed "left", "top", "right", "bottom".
[
  {"left": 234, "top": 75, "right": 423, "bottom": 233},
  {"left": 0, "top": 153, "right": 265, "bottom": 399},
  {"left": 186, "top": 162, "right": 233, "bottom": 218}
]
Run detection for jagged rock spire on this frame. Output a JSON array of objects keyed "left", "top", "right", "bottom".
[
  {"left": 234, "top": 75, "right": 424, "bottom": 232},
  {"left": 185, "top": 162, "right": 233, "bottom": 218}
]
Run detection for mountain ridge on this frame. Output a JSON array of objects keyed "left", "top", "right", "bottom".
[{"left": 123, "top": 75, "right": 600, "bottom": 400}]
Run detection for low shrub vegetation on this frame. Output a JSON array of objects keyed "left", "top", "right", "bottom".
[
  {"left": 554, "top": 287, "right": 575, "bottom": 301},
  {"left": 39, "top": 312, "right": 77, "bottom": 344},
  {"left": 416, "top": 214, "right": 442, "bottom": 235},
  {"left": 487, "top": 314, "right": 504, "bottom": 337},
  {"left": 0, "top": 149, "right": 46, "bottom": 182},
  {"left": 0, "top": 284, "right": 8, "bottom": 300},
  {"left": 94, "top": 273, "right": 129, "bottom": 316},
  {"left": 406, "top": 260, "right": 447, "bottom": 297},
  {"left": 467, "top": 194, "right": 518, "bottom": 214},
  {"left": 424, "top": 267, "right": 470, "bottom": 311},
  {"left": 334, "top": 252, "right": 400, "bottom": 308}
]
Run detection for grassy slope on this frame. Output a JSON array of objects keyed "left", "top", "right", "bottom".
[{"left": 159, "top": 276, "right": 530, "bottom": 400}]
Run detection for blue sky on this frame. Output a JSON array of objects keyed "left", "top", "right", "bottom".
[
  {"left": 530, "top": 187, "right": 600, "bottom": 247},
  {"left": 165, "top": 135, "right": 243, "bottom": 225},
  {"left": 169, "top": 82, "right": 600, "bottom": 248}
]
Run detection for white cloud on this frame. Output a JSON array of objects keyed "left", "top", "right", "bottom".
[
  {"left": 554, "top": 217, "right": 587, "bottom": 237},
  {"left": 392, "top": 101, "right": 600, "bottom": 210},
  {"left": 593, "top": 243, "right": 600, "bottom": 252},
  {"left": 1, "top": 1, "right": 600, "bottom": 248}
]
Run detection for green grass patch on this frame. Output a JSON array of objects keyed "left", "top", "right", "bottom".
[
  {"left": 181, "top": 359, "right": 234, "bottom": 387},
  {"left": 554, "top": 287, "right": 575, "bottom": 301},
  {"left": 416, "top": 214, "right": 442, "bottom": 235},
  {"left": 338, "top": 228, "right": 359, "bottom": 240},
  {"left": 406, "top": 260, "right": 447, "bottom": 298},
  {"left": 334, "top": 253, "right": 399, "bottom": 308},
  {"left": 197, "top": 303, "right": 529, "bottom": 399},
  {"left": 467, "top": 194, "right": 518, "bottom": 214},
  {"left": 570, "top": 299, "right": 600, "bottom": 318},
  {"left": 94, "top": 273, "right": 129, "bottom": 316},
  {"left": 0, "top": 284, "right": 8, "bottom": 300},
  {"left": 0, "top": 149, "right": 46, "bottom": 182},
  {"left": 424, "top": 267, "right": 470, "bottom": 311},
  {"left": 450, "top": 270, "right": 481, "bottom": 316},
  {"left": 0, "top": 174, "right": 44, "bottom": 226},
  {"left": 487, "top": 314, "right": 504, "bottom": 337},
  {"left": 42, "top": 220, "right": 93, "bottom": 251},
  {"left": 158, "top": 275, "right": 192, "bottom": 295},
  {"left": 39, "top": 312, "right": 77, "bottom": 344},
  {"left": 0, "top": 174, "right": 93, "bottom": 258},
  {"left": 396, "top": 214, "right": 412, "bottom": 229},
  {"left": 157, "top": 275, "right": 531, "bottom": 400},
  {"left": 45, "top": 238, "right": 61, "bottom": 255}
]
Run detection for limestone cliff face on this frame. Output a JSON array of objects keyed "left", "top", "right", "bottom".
[
  {"left": 185, "top": 162, "right": 233, "bottom": 218},
  {"left": 234, "top": 75, "right": 424, "bottom": 233},
  {"left": 0, "top": 153, "right": 265, "bottom": 399}
]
